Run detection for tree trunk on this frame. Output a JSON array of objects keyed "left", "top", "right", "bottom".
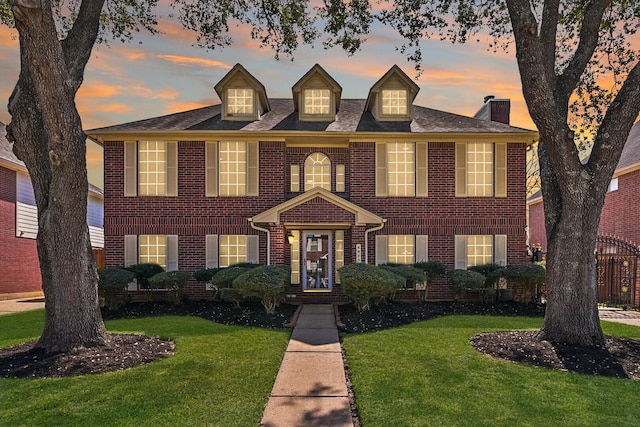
[
  {"left": 8, "top": 0, "right": 108, "bottom": 352},
  {"left": 539, "top": 140, "right": 605, "bottom": 345}
]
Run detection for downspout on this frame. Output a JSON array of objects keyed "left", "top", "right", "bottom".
[
  {"left": 364, "top": 219, "right": 387, "bottom": 264},
  {"left": 249, "top": 218, "right": 271, "bottom": 266}
]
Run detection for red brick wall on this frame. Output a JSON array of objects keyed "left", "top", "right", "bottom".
[
  {"left": 0, "top": 166, "right": 42, "bottom": 296},
  {"left": 529, "top": 169, "right": 640, "bottom": 251},
  {"left": 104, "top": 139, "right": 529, "bottom": 300},
  {"left": 599, "top": 170, "right": 640, "bottom": 245}
]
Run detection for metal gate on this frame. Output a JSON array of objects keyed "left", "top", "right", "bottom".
[{"left": 596, "top": 235, "right": 640, "bottom": 307}]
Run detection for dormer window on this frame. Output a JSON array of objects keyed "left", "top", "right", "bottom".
[
  {"left": 292, "top": 64, "right": 342, "bottom": 122},
  {"left": 382, "top": 89, "right": 407, "bottom": 115},
  {"left": 214, "top": 64, "right": 270, "bottom": 121},
  {"left": 365, "top": 65, "right": 419, "bottom": 122},
  {"left": 304, "top": 89, "right": 330, "bottom": 115},
  {"left": 227, "top": 88, "right": 254, "bottom": 115}
]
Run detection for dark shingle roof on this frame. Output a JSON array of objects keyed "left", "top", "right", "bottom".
[
  {"left": 0, "top": 122, "right": 25, "bottom": 170},
  {"left": 618, "top": 121, "right": 640, "bottom": 171},
  {"left": 87, "top": 99, "right": 534, "bottom": 134}
]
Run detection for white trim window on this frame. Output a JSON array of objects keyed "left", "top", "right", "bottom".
[
  {"left": 205, "top": 234, "right": 259, "bottom": 268},
  {"left": 376, "top": 142, "right": 427, "bottom": 197},
  {"left": 382, "top": 89, "right": 407, "bottom": 115},
  {"left": 388, "top": 235, "right": 415, "bottom": 264},
  {"left": 124, "top": 234, "right": 179, "bottom": 271},
  {"left": 375, "top": 235, "right": 428, "bottom": 265},
  {"left": 454, "top": 235, "right": 507, "bottom": 269},
  {"left": 305, "top": 153, "right": 331, "bottom": 191},
  {"left": 455, "top": 142, "right": 507, "bottom": 198},
  {"left": 304, "top": 89, "right": 330, "bottom": 115},
  {"left": 206, "top": 141, "right": 259, "bottom": 197},
  {"left": 124, "top": 141, "right": 178, "bottom": 197},
  {"left": 227, "top": 88, "right": 254, "bottom": 115},
  {"left": 139, "top": 235, "right": 167, "bottom": 268}
]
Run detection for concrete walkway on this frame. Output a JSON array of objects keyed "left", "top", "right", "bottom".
[
  {"left": 261, "top": 304, "right": 353, "bottom": 427},
  {"left": 0, "top": 297, "right": 44, "bottom": 315},
  {"left": 598, "top": 307, "right": 640, "bottom": 327}
]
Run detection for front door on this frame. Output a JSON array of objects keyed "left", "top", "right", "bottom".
[{"left": 303, "top": 232, "right": 332, "bottom": 291}]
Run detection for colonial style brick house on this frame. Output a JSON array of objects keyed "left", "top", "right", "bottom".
[
  {"left": 0, "top": 122, "right": 104, "bottom": 299},
  {"left": 528, "top": 121, "right": 640, "bottom": 306},
  {"left": 87, "top": 64, "right": 536, "bottom": 302}
]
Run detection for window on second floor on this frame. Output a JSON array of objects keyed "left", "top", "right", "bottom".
[
  {"left": 381, "top": 89, "right": 408, "bottom": 115},
  {"left": 124, "top": 141, "right": 177, "bottom": 197},
  {"left": 304, "top": 89, "right": 331, "bottom": 115},
  {"left": 206, "top": 141, "right": 259, "bottom": 197},
  {"left": 305, "top": 153, "right": 331, "bottom": 191},
  {"left": 376, "top": 142, "right": 428, "bottom": 197},
  {"left": 226, "top": 88, "right": 254, "bottom": 115},
  {"left": 456, "top": 142, "right": 507, "bottom": 197}
]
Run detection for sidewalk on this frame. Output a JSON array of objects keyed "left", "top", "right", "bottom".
[
  {"left": 0, "top": 297, "right": 44, "bottom": 315},
  {"left": 261, "top": 304, "right": 353, "bottom": 427},
  {"left": 598, "top": 307, "right": 640, "bottom": 327}
]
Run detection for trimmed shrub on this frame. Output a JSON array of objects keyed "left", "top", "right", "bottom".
[
  {"left": 413, "top": 261, "right": 447, "bottom": 301},
  {"left": 469, "top": 263, "right": 506, "bottom": 302},
  {"left": 211, "top": 266, "right": 253, "bottom": 289},
  {"left": 220, "top": 288, "right": 246, "bottom": 308},
  {"left": 449, "top": 269, "right": 487, "bottom": 301},
  {"left": 194, "top": 268, "right": 221, "bottom": 283},
  {"left": 125, "top": 263, "right": 164, "bottom": 289},
  {"left": 97, "top": 267, "right": 135, "bottom": 310},
  {"left": 232, "top": 265, "right": 290, "bottom": 314},
  {"left": 501, "top": 263, "right": 547, "bottom": 302},
  {"left": 338, "top": 263, "right": 404, "bottom": 311},
  {"left": 148, "top": 271, "right": 191, "bottom": 304},
  {"left": 380, "top": 264, "right": 427, "bottom": 288}
]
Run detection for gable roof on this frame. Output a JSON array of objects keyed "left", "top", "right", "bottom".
[
  {"left": 214, "top": 63, "right": 270, "bottom": 113},
  {"left": 0, "top": 121, "right": 26, "bottom": 171},
  {"left": 616, "top": 121, "right": 640, "bottom": 176},
  {"left": 87, "top": 99, "right": 535, "bottom": 141},
  {"left": 250, "top": 187, "right": 383, "bottom": 225},
  {"left": 364, "top": 65, "right": 420, "bottom": 112},
  {"left": 291, "top": 64, "right": 342, "bottom": 112}
]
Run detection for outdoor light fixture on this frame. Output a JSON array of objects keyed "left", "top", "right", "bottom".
[{"left": 286, "top": 231, "right": 295, "bottom": 245}]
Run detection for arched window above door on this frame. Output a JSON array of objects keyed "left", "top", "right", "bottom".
[{"left": 305, "top": 153, "right": 331, "bottom": 191}]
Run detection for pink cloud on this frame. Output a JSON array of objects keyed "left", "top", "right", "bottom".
[{"left": 156, "top": 54, "right": 232, "bottom": 69}]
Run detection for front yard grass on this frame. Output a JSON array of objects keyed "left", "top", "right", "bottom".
[
  {"left": 343, "top": 316, "right": 640, "bottom": 427},
  {"left": 0, "top": 309, "right": 290, "bottom": 427}
]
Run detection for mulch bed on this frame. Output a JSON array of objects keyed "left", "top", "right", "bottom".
[{"left": 1, "top": 300, "right": 639, "bottom": 382}]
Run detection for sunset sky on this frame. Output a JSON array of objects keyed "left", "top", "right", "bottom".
[{"left": 0, "top": 14, "right": 537, "bottom": 189}]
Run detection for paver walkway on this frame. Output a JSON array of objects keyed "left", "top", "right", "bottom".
[
  {"left": 261, "top": 304, "right": 353, "bottom": 427},
  {"left": 0, "top": 297, "right": 44, "bottom": 315}
]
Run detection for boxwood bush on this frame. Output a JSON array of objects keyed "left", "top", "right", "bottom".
[
  {"left": 413, "top": 261, "right": 447, "bottom": 301},
  {"left": 211, "top": 266, "right": 254, "bottom": 289},
  {"left": 449, "top": 269, "right": 487, "bottom": 301},
  {"left": 338, "top": 263, "right": 404, "bottom": 311},
  {"left": 125, "top": 263, "right": 164, "bottom": 289},
  {"left": 97, "top": 267, "right": 135, "bottom": 310},
  {"left": 148, "top": 270, "right": 191, "bottom": 304},
  {"left": 501, "top": 263, "right": 546, "bottom": 302},
  {"left": 194, "top": 267, "right": 222, "bottom": 283},
  {"left": 232, "top": 265, "right": 291, "bottom": 314}
]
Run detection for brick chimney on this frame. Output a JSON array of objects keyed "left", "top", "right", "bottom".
[{"left": 473, "top": 95, "right": 511, "bottom": 125}]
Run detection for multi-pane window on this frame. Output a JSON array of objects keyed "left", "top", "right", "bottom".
[
  {"left": 335, "top": 164, "right": 345, "bottom": 192},
  {"left": 219, "top": 141, "right": 247, "bottom": 196},
  {"left": 227, "top": 88, "right": 253, "bottom": 114},
  {"left": 305, "top": 153, "right": 331, "bottom": 191},
  {"left": 335, "top": 230, "right": 344, "bottom": 283},
  {"left": 467, "top": 143, "right": 494, "bottom": 196},
  {"left": 388, "top": 142, "right": 415, "bottom": 196},
  {"left": 219, "top": 235, "right": 247, "bottom": 267},
  {"left": 467, "top": 235, "right": 493, "bottom": 267},
  {"left": 138, "top": 141, "right": 166, "bottom": 196},
  {"left": 290, "top": 231, "right": 300, "bottom": 284},
  {"left": 382, "top": 89, "right": 407, "bottom": 115},
  {"left": 139, "top": 235, "right": 166, "bottom": 268},
  {"left": 290, "top": 165, "right": 300, "bottom": 192},
  {"left": 304, "top": 89, "right": 330, "bottom": 114},
  {"left": 388, "top": 235, "right": 415, "bottom": 264}
]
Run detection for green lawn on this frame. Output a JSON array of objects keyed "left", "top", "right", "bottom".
[
  {"left": 343, "top": 316, "right": 640, "bottom": 427},
  {"left": 0, "top": 309, "right": 290, "bottom": 427}
]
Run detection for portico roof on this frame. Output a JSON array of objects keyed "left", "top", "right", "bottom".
[{"left": 250, "top": 187, "right": 383, "bottom": 226}]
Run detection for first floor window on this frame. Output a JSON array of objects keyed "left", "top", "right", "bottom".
[
  {"left": 375, "top": 234, "right": 428, "bottom": 265},
  {"left": 220, "top": 235, "right": 247, "bottom": 267},
  {"left": 454, "top": 234, "right": 507, "bottom": 269},
  {"left": 388, "top": 235, "right": 415, "bottom": 264},
  {"left": 139, "top": 235, "right": 166, "bottom": 268},
  {"left": 124, "top": 234, "right": 178, "bottom": 272}
]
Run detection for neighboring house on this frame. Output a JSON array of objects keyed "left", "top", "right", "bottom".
[
  {"left": 0, "top": 122, "right": 104, "bottom": 299},
  {"left": 527, "top": 121, "right": 640, "bottom": 306},
  {"left": 87, "top": 64, "right": 536, "bottom": 303}
]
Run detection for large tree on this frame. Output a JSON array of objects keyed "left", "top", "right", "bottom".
[
  {"left": 380, "top": 0, "right": 640, "bottom": 346},
  {"left": 2, "top": 0, "right": 371, "bottom": 353},
  {"left": 4, "top": 0, "right": 639, "bottom": 352}
]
